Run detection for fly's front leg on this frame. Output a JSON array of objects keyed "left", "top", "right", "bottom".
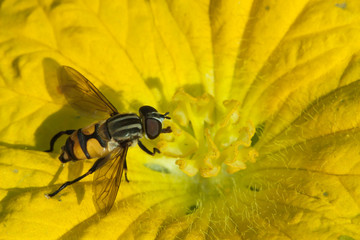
[
  {"left": 138, "top": 140, "right": 160, "bottom": 156},
  {"left": 161, "top": 126, "right": 172, "bottom": 133},
  {"left": 44, "top": 130, "right": 76, "bottom": 152}
]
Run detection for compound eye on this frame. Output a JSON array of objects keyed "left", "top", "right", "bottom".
[{"left": 146, "top": 118, "right": 161, "bottom": 139}]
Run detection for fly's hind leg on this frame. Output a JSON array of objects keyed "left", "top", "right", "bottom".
[
  {"left": 44, "top": 130, "right": 76, "bottom": 152},
  {"left": 45, "top": 156, "right": 106, "bottom": 198}
]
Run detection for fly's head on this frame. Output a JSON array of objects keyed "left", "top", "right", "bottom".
[{"left": 139, "top": 106, "right": 171, "bottom": 139}]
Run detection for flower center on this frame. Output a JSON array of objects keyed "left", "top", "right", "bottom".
[{"left": 158, "top": 89, "right": 258, "bottom": 178}]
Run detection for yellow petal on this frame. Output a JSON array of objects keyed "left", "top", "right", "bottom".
[{"left": 2, "top": 0, "right": 360, "bottom": 239}]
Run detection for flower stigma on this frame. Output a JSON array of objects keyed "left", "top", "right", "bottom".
[{"left": 157, "top": 89, "right": 259, "bottom": 179}]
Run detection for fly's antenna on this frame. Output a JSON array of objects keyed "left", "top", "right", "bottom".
[{"left": 163, "top": 112, "right": 171, "bottom": 119}]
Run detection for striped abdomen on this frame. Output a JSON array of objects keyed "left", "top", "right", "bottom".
[{"left": 59, "top": 113, "right": 143, "bottom": 162}]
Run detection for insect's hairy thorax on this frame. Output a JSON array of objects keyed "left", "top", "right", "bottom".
[{"left": 106, "top": 113, "right": 143, "bottom": 142}]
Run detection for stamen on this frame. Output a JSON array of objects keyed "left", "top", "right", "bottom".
[{"left": 158, "top": 89, "right": 258, "bottom": 178}]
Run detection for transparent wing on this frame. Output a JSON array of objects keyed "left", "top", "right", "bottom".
[
  {"left": 92, "top": 146, "right": 129, "bottom": 214},
  {"left": 58, "top": 66, "right": 118, "bottom": 117}
]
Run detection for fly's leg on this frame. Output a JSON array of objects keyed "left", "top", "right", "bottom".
[
  {"left": 44, "top": 130, "right": 76, "bottom": 152},
  {"left": 161, "top": 126, "right": 172, "bottom": 133},
  {"left": 123, "top": 159, "right": 129, "bottom": 182},
  {"left": 138, "top": 140, "right": 160, "bottom": 156},
  {"left": 45, "top": 156, "right": 106, "bottom": 198},
  {"left": 136, "top": 127, "right": 171, "bottom": 156}
]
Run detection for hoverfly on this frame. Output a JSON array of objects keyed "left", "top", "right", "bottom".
[{"left": 45, "top": 66, "right": 172, "bottom": 214}]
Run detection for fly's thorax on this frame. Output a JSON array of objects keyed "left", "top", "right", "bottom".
[{"left": 106, "top": 113, "right": 143, "bottom": 142}]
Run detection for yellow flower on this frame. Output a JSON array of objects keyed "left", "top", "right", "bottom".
[{"left": 1, "top": 0, "right": 360, "bottom": 239}]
